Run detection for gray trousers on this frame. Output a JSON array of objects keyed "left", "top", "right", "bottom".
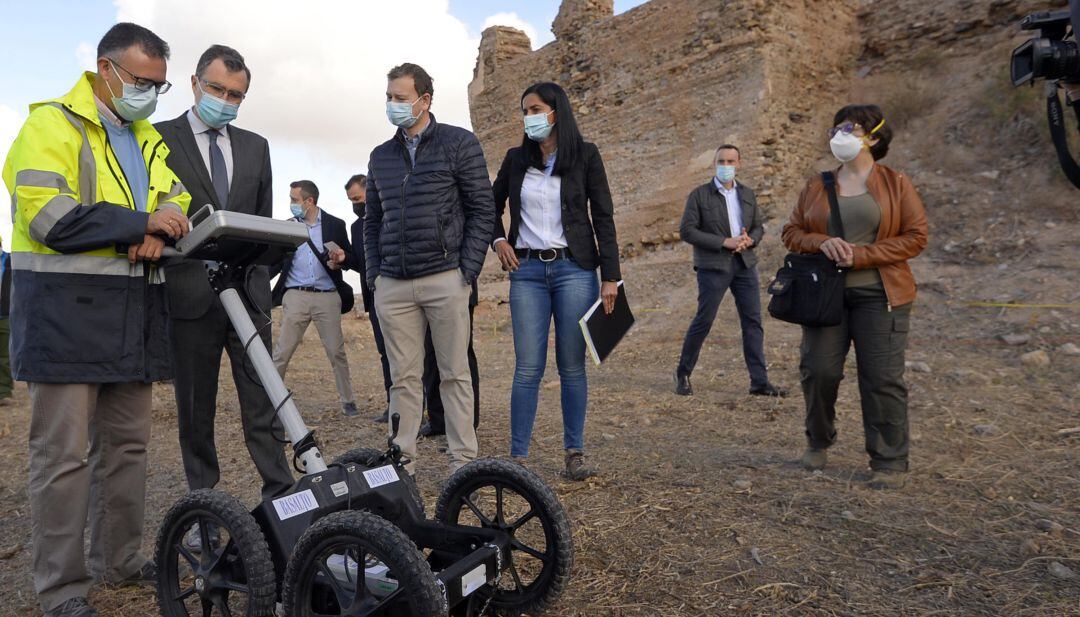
[
  {"left": 28, "top": 381, "right": 153, "bottom": 612},
  {"left": 171, "top": 299, "right": 294, "bottom": 500},
  {"left": 800, "top": 286, "right": 912, "bottom": 472}
]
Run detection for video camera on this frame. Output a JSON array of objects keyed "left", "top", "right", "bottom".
[{"left": 1011, "top": 1, "right": 1080, "bottom": 188}]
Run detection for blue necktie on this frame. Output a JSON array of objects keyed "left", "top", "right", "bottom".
[{"left": 208, "top": 129, "right": 229, "bottom": 208}]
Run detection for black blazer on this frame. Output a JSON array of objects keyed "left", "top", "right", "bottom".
[
  {"left": 491, "top": 142, "right": 621, "bottom": 282},
  {"left": 349, "top": 213, "right": 374, "bottom": 313},
  {"left": 155, "top": 112, "right": 274, "bottom": 318},
  {"left": 271, "top": 209, "right": 354, "bottom": 308},
  {"left": 679, "top": 181, "right": 764, "bottom": 272}
]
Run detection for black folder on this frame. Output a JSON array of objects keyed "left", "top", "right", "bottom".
[{"left": 578, "top": 280, "right": 635, "bottom": 365}]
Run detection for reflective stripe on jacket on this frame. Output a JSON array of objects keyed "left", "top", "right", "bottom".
[{"left": 2, "top": 72, "right": 191, "bottom": 382}]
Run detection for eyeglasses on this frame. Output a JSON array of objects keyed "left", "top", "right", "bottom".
[
  {"left": 200, "top": 79, "right": 246, "bottom": 103},
  {"left": 828, "top": 122, "right": 862, "bottom": 139},
  {"left": 109, "top": 59, "right": 172, "bottom": 94}
]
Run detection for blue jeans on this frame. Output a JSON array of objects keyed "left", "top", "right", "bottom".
[{"left": 508, "top": 256, "right": 600, "bottom": 457}]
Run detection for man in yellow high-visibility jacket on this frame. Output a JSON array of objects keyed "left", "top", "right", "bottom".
[{"left": 2, "top": 23, "right": 190, "bottom": 617}]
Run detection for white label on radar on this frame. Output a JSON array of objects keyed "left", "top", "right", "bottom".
[
  {"left": 363, "top": 465, "right": 400, "bottom": 489},
  {"left": 461, "top": 564, "right": 488, "bottom": 597},
  {"left": 272, "top": 489, "right": 319, "bottom": 521},
  {"left": 330, "top": 481, "right": 349, "bottom": 497}
]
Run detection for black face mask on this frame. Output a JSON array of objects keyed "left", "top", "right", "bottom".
[{"left": 352, "top": 202, "right": 365, "bottom": 217}]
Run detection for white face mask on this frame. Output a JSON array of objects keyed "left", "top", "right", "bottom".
[{"left": 829, "top": 131, "right": 865, "bottom": 163}]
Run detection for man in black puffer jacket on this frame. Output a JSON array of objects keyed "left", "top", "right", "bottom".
[{"left": 364, "top": 63, "right": 495, "bottom": 476}]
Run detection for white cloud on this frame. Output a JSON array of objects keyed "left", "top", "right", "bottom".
[
  {"left": 481, "top": 12, "right": 550, "bottom": 49},
  {"left": 0, "top": 104, "right": 26, "bottom": 248},
  {"left": 75, "top": 42, "right": 97, "bottom": 72}
]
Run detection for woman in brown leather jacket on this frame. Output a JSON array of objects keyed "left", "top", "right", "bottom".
[{"left": 781, "top": 104, "right": 928, "bottom": 489}]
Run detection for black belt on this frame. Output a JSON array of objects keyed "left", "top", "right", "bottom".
[
  {"left": 287, "top": 286, "right": 336, "bottom": 293},
  {"left": 515, "top": 248, "right": 572, "bottom": 262}
]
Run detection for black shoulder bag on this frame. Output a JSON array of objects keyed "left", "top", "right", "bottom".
[
  {"left": 766, "top": 171, "right": 846, "bottom": 327},
  {"left": 306, "top": 239, "right": 355, "bottom": 314}
]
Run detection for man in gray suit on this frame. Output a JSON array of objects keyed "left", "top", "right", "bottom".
[
  {"left": 156, "top": 45, "right": 293, "bottom": 502},
  {"left": 674, "top": 144, "right": 786, "bottom": 398}
]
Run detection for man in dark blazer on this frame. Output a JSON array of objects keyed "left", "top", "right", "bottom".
[
  {"left": 156, "top": 45, "right": 293, "bottom": 502},
  {"left": 271, "top": 180, "right": 358, "bottom": 417},
  {"left": 674, "top": 144, "right": 786, "bottom": 398},
  {"left": 345, "top": 174, "right": 392, "bottom": 422}
]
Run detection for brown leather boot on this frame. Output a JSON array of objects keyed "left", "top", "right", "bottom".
[{"left": 564, "top": 450, "right": 598, "bottom": 481}]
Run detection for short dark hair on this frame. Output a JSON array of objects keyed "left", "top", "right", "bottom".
[
  {"left": 833, "top": 104, "right": 892, "bottom": 161},
  {"left": 518, "top": 82, "right": 584, "bottom": 176},
  {"left": 387, "top": 63, "right": 434, "bottom": 99},
  {"left": 290, "top": 180, "right": 319, "bottom": 204},
  {"left": 97, "top": 22, "right": 170, "bottom": 61},
  {"left": 344, "top": 174, "right": 367, "bottom": 191},
  {"left": 715, "top": 144, "right": 740, "bottom": 158},
  {"left": 196, "top": 44, "right": 251, "bottom": 88}
]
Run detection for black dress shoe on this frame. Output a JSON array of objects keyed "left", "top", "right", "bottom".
[
  {"left": 419, "top": 422, "right": 445, "bottom": 438},
  {"left": 749, "top": 383, "right": 788, "bottom": 397},
  {"left": 374, "top": 409, "right": 389, "bottom": 423},
  {"left": 674, "top": 371, "right": 693, "bottom": 396}
]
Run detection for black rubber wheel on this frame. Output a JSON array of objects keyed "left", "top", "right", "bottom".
[
  {"left": 332, "top": 447, "right": 425, "bottom": 515},
  {"left": 282, "top": 510, "right": 447, "bottom": 617},
  {"left": 155, "top": 489, "right": 277, "bottom": 617},
  {"left": 434, "top": 459, "right": 572, "bottom": 616}
]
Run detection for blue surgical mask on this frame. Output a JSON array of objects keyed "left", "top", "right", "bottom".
[
  {"left": 386, "top": 99, "right": 421, "bottom": 128},
  {"left": 523, "top": 111, "right": 554, "bottom": 142},
  {"left": 290, "top": 202, "right": 304, "bottom": 218},
  {"left": 196, "top": 84, "right": 239, "bottom": 129},
  {"left": 106, "top": 61, "right": 158, "bottom": 122},
  {"left": 715, "top": 165, "right": 736, "bottom": 184}
]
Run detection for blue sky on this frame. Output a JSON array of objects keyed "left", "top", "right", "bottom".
[{"left": 0, "top": 0, "right": 647, "bottom": 272}]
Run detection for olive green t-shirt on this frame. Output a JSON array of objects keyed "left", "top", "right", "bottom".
[{"left": 829, "top": 192, "right": 883, "bottom": 288}]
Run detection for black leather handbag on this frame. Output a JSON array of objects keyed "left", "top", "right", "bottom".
[{"left": 767, "top": 171, "right": 846, "bottom": 327}]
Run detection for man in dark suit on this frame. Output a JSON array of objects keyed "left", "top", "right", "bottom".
[
  {"left": 156, "top": 45, "right": 294, "bottom": 502},
  {"left": 674, "top": 144, "right": 786, "bottom": 397},
  {"left": 271, "top": 180, "right": 358, "bottom": 416},
  {"left": 345, "top": 174, "right": 392, "bottom": 421}
]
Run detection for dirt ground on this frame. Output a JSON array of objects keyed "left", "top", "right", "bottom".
[{"left": 0, "top": 229, "right": 1076, "bottom": 616}]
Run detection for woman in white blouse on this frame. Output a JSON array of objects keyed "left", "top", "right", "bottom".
[{"left": 491, "top": 82, "right": 621, "bottom": 481}]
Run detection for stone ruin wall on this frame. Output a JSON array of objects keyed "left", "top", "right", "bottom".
[{"left": 468, "top": 0, "right": 862, "bottom": 254}]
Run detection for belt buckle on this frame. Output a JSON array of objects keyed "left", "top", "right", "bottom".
[{"left": 538, "top": 249, "right": 558, "bottom": 263}]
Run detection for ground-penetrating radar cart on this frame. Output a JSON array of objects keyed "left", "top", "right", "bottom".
[{"left": 154, "top": 206, "right": 573, "bottom": 617}]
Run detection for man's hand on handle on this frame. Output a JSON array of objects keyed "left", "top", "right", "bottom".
[
  {"left": 127, "top": 235, "right": 166, "bottom": 264},
  {"left": 146, "top": 209, "right": 189, "bottom": 240}
]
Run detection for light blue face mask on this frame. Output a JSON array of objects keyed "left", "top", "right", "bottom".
[
  {"left": 715, "top": 164, "right": 736, "bottom": 184},
  {"left": 106, "top": 61, "right": 158, "bottom": 122},
  {"left": 290, "top": 202, "right": 304, "bottom": 218},
  {"left": 523, "top": 111, "right": 554, "bottom": 142},
  {"left": 386, "top": 98, "right": 421, "bottom": 128},
  {"left": 196, "top": 83, "right": 239, "bottom": 129}
]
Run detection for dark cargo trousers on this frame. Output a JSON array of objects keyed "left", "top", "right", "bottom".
[{"left": 799, "top": 286, "right": 912, "bottom": 471}]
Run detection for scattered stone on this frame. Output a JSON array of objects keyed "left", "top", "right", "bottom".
[
  {"left": 1020, "top": 350, "right": 1051, "bottom": 368},
  {"left": 1045, "top": 221, "right": 1057, "bottom": 229},
  {"left": 1059, "top": 342, "right": 1080, "bottom": 356},
  {"left": 601, "top": 433, "right": 616, "bottom": 441},
  {"left": 750, "top": 547, "right": 763, "bottom": 565},
  {"left": 841, "top": 510, "right": 856, "bottom": 521},
  {"left": 906, "top": 361, "right": 932, "bottom": 373},
  {"left": 732, "top": 479, "right": 752, "bottom": 491},
  {"left": 1000, "top": 333, "right": 1030, "bottom": 346},
  {"left": 977, "top": 170, "right": 1001, "bottom": 180},
  {"left": 1035, "top": 519, "right": 1064, "bottom": 537},
  {"left": 1048, "top": 561, "right": 1077, "bottom": 581},
  {"left": 856, "top": 65, "right": 872, "bottom": 78},
  {"left": 950, "top": 369, "right": 991, "bottom": 384},
  {"left": 1057, "top": 427, "right": 1080, "bottom": 437},
  {"left": 973, "top": 424, "right": 1000, "bottom": 437}
]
